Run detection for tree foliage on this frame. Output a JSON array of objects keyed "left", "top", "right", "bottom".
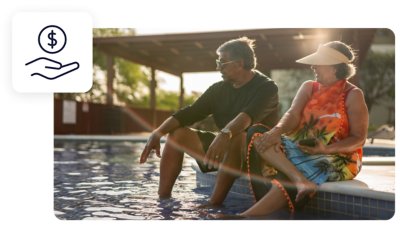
[
  {"left": 155, "top": 90, "right": 200, "bottom": 111},
  {"left": 272, "top": 69, "right": 314, "bottom": 114},
  {"left": 359, "top": 51, "right": 395, "bottom": 111},
  {"left": 55, "top": 28, "right": 198, "bottom": 111}
]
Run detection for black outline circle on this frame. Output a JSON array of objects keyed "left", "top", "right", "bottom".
[{"left": 38, "top": 25, "right": 67, "bottom": 54}]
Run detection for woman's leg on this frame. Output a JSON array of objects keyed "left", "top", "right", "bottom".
[
  {"left": 245, "top": 125, "right": 273, "bottom": 200},
  {"left": 254, "top": 139, "right": 317, "bottom": 202},
  {"left": 240, "top": 184, "right": 287, "bottom": 217}
]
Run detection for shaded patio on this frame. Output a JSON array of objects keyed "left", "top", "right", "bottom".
[{"left": 93, "top": 28, "right": 377, "bottom": 126}]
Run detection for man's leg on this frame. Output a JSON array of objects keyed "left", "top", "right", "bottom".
[
  {"left": 158, "top": 127, "right": 204, "bottom": 198},
  {"left": 209, "top": 133, "right": 245, "bottom": 205}
]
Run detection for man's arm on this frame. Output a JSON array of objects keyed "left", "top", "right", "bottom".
[
  {"left": 141, "top": 83, "right": 218, "bottom": 164},
  {"left": 203, "top": 112, "right": 251, "bottom": 168},
  {"left": 223, "top": 112, "right": 253, "bottom": 138},
  {"left": 172, "top": 83, "right": 216, "bottom": 127},
  {"left": 139, "top": 116, "right": 180, "bottom": 163},
  {"left": 203, "top": 80, "right": 279, "bottom": 168}
]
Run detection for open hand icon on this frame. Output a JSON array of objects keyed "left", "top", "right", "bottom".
[{"left": 25, "top": 57, "right": 79, "bottom": 80}]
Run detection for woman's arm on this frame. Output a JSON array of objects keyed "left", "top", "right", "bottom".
[
  {"left": 273, "top": 81, "right": 314, "bottom": 134},
  {"left": 301, "top": 88, "right": 369, "bottom": 155},
  {"left": 324, "top": 88, "right": 369, "bottom": 154},
  {"left": 255, "top": 81, "right": 313, "bottom": 150}
]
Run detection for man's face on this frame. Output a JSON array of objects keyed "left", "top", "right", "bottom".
[{"left": 216, "top": 51, "right": 240, "bottom": 82}]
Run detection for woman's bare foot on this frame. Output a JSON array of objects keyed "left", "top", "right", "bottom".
[{"left": 295, "top": 180, "right": 317, "bottom": 202}]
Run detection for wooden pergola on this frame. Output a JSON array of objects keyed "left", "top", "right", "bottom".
[{"left": 93, "top": 28, "right": 377, "bottom": 125}]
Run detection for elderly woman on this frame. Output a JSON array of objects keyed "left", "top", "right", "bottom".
[{"left": 241, "top": 41, "right": 369, "bottom": 217}]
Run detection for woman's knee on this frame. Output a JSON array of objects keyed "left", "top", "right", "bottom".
[
  {"left": 246, "top": 125, "right": 270, "bottom": 142},
  {"left": 254, "top": 140, "right": 275, "bottom": 155}
]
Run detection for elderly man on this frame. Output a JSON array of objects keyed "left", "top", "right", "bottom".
[{"left": 140, "top": 37, "right": 279, "bottom": 206}]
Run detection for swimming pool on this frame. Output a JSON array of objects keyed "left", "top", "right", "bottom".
[{"left": 54, "top": 140, "right": 253, "bottom": 220}]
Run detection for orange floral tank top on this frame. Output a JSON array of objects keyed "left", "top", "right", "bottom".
[{"left": 289, "top": 80, "right": 362, "bottom": 180}]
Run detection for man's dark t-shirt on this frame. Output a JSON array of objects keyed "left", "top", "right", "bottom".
[{"left": 172, "top": 70, "right": 279, "bottom": 129}]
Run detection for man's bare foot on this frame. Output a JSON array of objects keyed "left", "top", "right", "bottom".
[
  {"left": 158, "top": 193, "right": 171, "bottom": 199},
  {"left": 295, "top": 180, "right": 317, "bottom": 202}
]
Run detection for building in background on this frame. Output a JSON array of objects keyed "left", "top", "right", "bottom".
[{"left": 271, "top": 29, "right": 395, "bottom": 134}]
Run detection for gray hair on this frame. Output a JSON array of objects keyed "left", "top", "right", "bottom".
[
  {"left": 216, "top": 37, "right": 257, "bottom": 70},
  {"left": 325, "top": 41, "right": 357, "bottom": 79}
]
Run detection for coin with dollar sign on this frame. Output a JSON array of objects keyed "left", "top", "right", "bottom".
[{"left": 38, "top": 25, "right": 67, "bottom": 54}]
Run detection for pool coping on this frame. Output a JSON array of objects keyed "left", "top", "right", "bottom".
[
  {"left": 193, "top": 164, "right": 395, "bottom": 219},
  {"left": 192, "top": 164, "right": 395, "bottom": 202},
  {"left": 318, "top": 179, "right": 394, "bottom": 201}
]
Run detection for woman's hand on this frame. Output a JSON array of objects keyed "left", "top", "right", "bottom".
[
  {"left": 254, "top": 127, "right": 282, "bottom": 153},
  {"left": 298, "top": 139, "right": 327, "bottom": 155}
]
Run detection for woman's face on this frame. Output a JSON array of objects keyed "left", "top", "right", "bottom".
[{"left": 310, "top": 65, "right": 337, "bottom": 85}]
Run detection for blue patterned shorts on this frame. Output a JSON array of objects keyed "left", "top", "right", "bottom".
[{"left": 281, "top": 137, "right": 333, "bottom": 185}]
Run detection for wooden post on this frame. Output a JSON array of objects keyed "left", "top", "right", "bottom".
[
  {"left": 106, "top": 55, "right": 116, "bottom": 134},
  {"left": 106, "top": 55, "right": 115, "bottom": 105},
  {"left": 179, "top": 73, "right": 184, "bottom": 109},
  {"left": 150, "top": 67, "right": 157, "bottom": 128}
]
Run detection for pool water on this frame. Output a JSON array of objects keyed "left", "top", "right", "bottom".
[{"left": 54, "top": 141, "right": 253, "bottom": 220}]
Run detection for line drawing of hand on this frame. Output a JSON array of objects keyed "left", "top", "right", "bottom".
[{"left": 25, "top": 57, "right": 80, "bottom": 80}]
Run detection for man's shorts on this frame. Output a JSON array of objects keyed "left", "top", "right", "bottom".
[{"left": 191, "top": 128, "right": 219, "bottom": 173}]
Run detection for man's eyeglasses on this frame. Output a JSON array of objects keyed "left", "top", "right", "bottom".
[{"left": 216, "top": 59, "right": 236, "bottom": 68}]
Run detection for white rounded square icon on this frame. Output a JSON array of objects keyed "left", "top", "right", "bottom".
[{"left": 12, "top": 12, "right": 93, "bottom": 93}]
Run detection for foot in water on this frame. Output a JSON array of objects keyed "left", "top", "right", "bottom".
[
  {"left": 197, "top": 202, "right": 223, "bottom": 209},
  {"left": 206, "top": 213, "right": 246, "bottom": 220},
  {"left": 295, "top": 180, "right": 317, "bottom": 202}
]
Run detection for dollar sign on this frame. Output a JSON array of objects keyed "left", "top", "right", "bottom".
[{"left": 47, "top": 30, "right": 57, "bottom": 49}]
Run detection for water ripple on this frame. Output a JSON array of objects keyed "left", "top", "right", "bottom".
[{"left": 54, "top": 140, "right": 252, "bottom": 220}]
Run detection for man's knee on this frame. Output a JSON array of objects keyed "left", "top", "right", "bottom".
[
  {"left": 166, "top": 127, "right": 204, "bottom": 158},
  {"left": 162, "top": 128, "right": 192, "bottom": 157},
  {"left": 223, "top": 133, "right": 245, "bottom": 166},
  {"left": 168, "top": 127, "right": 192, "bottom": 142}
]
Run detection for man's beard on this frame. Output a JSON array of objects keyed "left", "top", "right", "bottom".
[{"left": 221, "top": 74, "right": 230, "bottom": 82}]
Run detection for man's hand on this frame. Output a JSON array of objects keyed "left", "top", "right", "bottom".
[
  {"left": 203, "top": 134, "right": 230, "bottom": 170},
  {"left": 140, "top": 132, "right": 162, "bottom": 163}
]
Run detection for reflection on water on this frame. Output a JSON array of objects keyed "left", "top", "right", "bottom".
[{"left": 54, "top": 141, "right": 252, "bottom": 220}]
